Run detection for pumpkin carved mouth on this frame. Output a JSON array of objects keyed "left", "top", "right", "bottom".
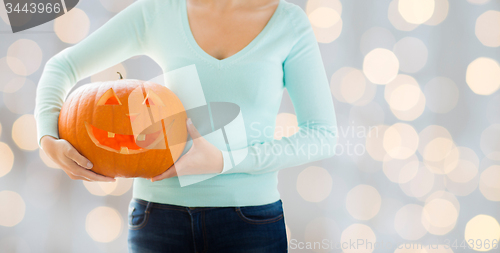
[{"left": 84, "top": 121, "right": 172, "bottom": 154}]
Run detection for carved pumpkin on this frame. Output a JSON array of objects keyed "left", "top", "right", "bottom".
[{"left": 58, "top": 73, "right": 188, "bottom": 178}]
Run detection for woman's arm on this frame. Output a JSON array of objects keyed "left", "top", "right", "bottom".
[
  {"left": 220, "top": 6, "right": 338, "bottom": 175},
  {"left": 35, "top": 0, "right": 158, "bottom": 181},
  {"left": 35, "top": 0, "right": 157, "bottom": 144}
]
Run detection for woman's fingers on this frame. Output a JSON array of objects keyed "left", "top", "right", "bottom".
[
  {"left": 62, "top": 157, "right": 115, "bottom": 182},
  {"left": 187, "top": 118, "right": 202, "bottom": 140},
  {"left": 65, "top": 147, "right": 93, "bottom": 169},
  {"left": 67, "top": 173, "right": 91, "bottom": 181},
  {"left": 151, "top": 165, "right": 177, "bottom": 182}
]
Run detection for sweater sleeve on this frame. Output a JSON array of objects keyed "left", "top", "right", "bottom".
[
  {"left": 220, "top": 5, "right": 338, "bottom": 175},
  {"left": 34, "top": 0, "right": 157, "bottom": 146}
]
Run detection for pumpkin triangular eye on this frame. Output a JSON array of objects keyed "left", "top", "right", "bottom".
[
  {"left": 97, "top": 88, "right": 122, "bottom": 106},
  {"left": 142, "top": 90, "right": 165, "bottom": 107}
]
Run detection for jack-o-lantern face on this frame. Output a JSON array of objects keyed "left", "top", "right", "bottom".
[{"left": 58, "top": 78, "right": 188, "bottom": 178}]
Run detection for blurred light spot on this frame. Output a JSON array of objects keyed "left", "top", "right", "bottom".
[
  {"left": 83, "top": 178, "right": 133, "bottom": 197},
  {"left": 3, "top": 76, "right": 26, "bottom": 93},
  {"left": 296, "top": 166, "right": 332, "bottom": 203},
  {"left": 83, "top": 181, "right": 117, "bottom": 196},
  {"left": 422, "top": 198, "right": 458, "bottom": 235},
  {"left": 86, "top": 206, "right": 123, "bottom": 243},
  {"left": 467, "top": 0, "right": 491, "bottom": 4},
  {"left": 383, "top": 154, "right": 419, "bottom": 183},
  {"left": 388, "top": 0, "right": 419, "bottom": 31},
  {"left": 306, "top": 0, "right": 343, "bottom": 43},
  {"left": 90, "top": 63, "right": 127, "bottom": 83},
  {"left": 54, "top": 8, "right": 90, "bottom": 44},
  {"left": 465, "top": 215, "right": 500, "bottom": 251},
  {"left": 394, "top": 204, "right": 427, "bottom": 240},
  {"left": 330, "top": 67, "right": 353, "bottom": 103},
  {"left": 383, "top": 123, "right": 418, "bottom": 159},
  {"left": 274, "top": 113, "right": 299, "bottom": 140},
  {"left": 331, "top": 67, "right": 376, "bottom": 105},
  {"left": 389, "top": 84, "right": 421, "bottom": 111},
  {"left": 0, "top": 191, "right": 26, "bottom": 227},
  {"left": 363, "top": 48, "right": 399, "bottom": 85},
  {"left": 360, "top": 27, "right": 396, "bottom": 56},
  {"left": 423, "top": 137, "right": 455, "bottom": 162},
  {"left": 475, "top": 10, "right": 500, "bottom": 47},
  {"left": 480, "top": 124, "right": 500, "bottom": 161},
  {"left": 39, "top": 149, "right": 60, "bottom": 169},
  {"left": 366, "top": 125, "right": 389, "bottom": 161},
  {"left": 346, "top": 185, "right": 381, "bottom": 220},
  {"left": 0, "top": 142, "right": 14, "bottom": 178},
  {"left": 304, "top": 217, "right": 340, "bottom": 253},
  {"left": 423, "top": 191, "right": 461, "bottom": 233},
  {"left": 425, "top": 190, "right": 460, "bottom": 213},
  {"left": 479, "top": 165, "right": 500, "bottom": 201},
  {"left": 424, "top": 0, "right": 449, "bottom": 25},
  {"left": 306, "top": 0, "right": 342, "bottom": 16},
  {"left": 418, "top": 125, "right": 459, "bottom": 174},
  {"left": 399, "top": 163, "right": 435, "bottom": 198},
  {"left": 418, "top": 125, "right": 452, "bottom": 154},
  {"left": 398, "top": 0, "right": 435, "bottom": 24},
  {"left": 446, "top": 147, "right": 479, "bottom": 183},
  {"left": 340, "top": 224, "right": 376, "bottom": 253},
  {"left": 340, "top": 68, "right": 366, "bottom": 103},
  {"left": 0, "top": 57, "right": 24, "bottom": 92},
  {"left": 12, "top": 114, "right": 38, "bottom": 151},
  {"left": 110, "top": 178, "right": 134, "bottom": 196},
  {"left": 424, "top": 77, "right": 459, "bottom": 114},
  {"left": 3, "top": 78, "right": 36, "bottom": 114},
  {"left": 487, "top": 94, "right": 500, "bottom": 124},
  {"left": 308, "top": 7, "right": 340, "bottom": 28},
  {"left": 385, "top": 74, "right": 426, "bottom": 121},
  {"left": 466, "top": 57, "right": 500, "bottom": 95},
  {"left": 99, "top": 0, "right": 135, "bottom": 13},
  {"left": 312, "top": 18, "right": 342, "bottom": 43},
  {"left": 425, "top": 140, "right": 459, "bottom": 175},
  {"left": 6, "top": 39, "right": 42, "bottom": 76},
  {"left": 393, "top": 37, "right": 428, "bottom": 73}
]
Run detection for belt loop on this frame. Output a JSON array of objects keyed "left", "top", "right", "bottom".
[{"left": 145, "top": 201, "right": 152, "bottom": 213}]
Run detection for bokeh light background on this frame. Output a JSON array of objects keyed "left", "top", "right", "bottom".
[{"left": 1, "top": 0, "right": 500, "bottom": 252}]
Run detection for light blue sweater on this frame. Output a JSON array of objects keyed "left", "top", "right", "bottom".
[{"left": 35, "top": 0, "right": 338, "bottom": 207}]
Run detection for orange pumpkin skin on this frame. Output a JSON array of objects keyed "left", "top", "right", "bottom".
[{"left": 58, "top": 79, "right": 188, "bottom": 178}]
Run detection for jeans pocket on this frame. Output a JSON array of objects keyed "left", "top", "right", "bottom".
[
  {"left": 236, "top": 199, "right": 284, "bottom": 224},
  {"left": 128, "top": 199, "right": 152, "bottom": 230}
]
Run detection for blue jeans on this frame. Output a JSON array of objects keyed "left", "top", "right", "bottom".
[{"left": 127, "top": 198, "right": 288, "bottom": 253}]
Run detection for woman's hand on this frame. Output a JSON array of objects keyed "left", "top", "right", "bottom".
[
  {"left": 40, "top": 136, "right": 116, "bottom": 182},
  {"left": 151, "top": 118, "right": 223, "bottom": 182}
]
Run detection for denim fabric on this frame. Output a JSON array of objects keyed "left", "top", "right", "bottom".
[{"left": 127, "top": 198, "right": 288, "bottom": 253}]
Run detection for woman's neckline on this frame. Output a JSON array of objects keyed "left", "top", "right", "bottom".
[{"left": 180, "top": 0, "right": 284, "bottom": 68}]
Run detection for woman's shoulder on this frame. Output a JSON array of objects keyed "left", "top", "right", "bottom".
[{"left": 279, "top": 0, "right": 314, "bottom": 37}]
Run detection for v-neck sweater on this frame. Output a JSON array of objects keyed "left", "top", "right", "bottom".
[{"left": 35, "top": 0, "right": 338, "bottom": 207}]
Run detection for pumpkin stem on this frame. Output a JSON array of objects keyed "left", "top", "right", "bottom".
[{"left": 117, "top": 72, "right": 123, "bottom": 80}]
